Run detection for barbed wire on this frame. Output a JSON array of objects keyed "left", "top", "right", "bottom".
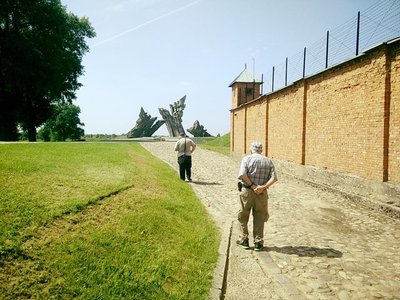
[{"left": 263, "top": 0, "right": 400, "bottom": 93}]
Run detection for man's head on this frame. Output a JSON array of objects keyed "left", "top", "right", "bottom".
[
  {"left": 179, "top": 132, "right": 186, "bottom": 138},
  {"left": 250, "top": 141, "right": 263, "bottom": 154}
]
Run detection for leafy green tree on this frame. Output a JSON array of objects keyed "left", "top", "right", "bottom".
[
  {"left": 37, "top": 122, "right": 52, "bottom": 142},
  {"left": 0, "top": 0, "right": 95, "bottom": 141},
  {"left": 38, "top": 103, "right": 84, "bottom": 141}
]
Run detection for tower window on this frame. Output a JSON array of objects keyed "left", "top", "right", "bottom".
[{"left": 245, "top": 88, "right": 253, "bottom": 95}]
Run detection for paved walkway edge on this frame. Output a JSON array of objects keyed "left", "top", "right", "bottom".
[{"left": 209, "top": 221, "right": 233, "bottom": 300}]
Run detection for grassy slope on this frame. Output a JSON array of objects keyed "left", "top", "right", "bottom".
[
  {"left": 197, "top": 133, "right": 230, "bottom": 155},
  {"left": 0, "top": 143, "right": 136, "bottom": 254},
  {"left": 0, "top": 142, "right": 219, "bottom": 299}
]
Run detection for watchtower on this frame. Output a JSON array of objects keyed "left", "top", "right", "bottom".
[{"left": 229, "top": 66, "right": 263, "bottom": 109}]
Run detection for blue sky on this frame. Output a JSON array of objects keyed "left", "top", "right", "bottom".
[{"left": 62, "top": 0, "right": 378, "bottom": 136}]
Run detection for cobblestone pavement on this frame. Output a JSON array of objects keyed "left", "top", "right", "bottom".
[{"left": 140, "top": 141, "right": 400, "bottom": 300}]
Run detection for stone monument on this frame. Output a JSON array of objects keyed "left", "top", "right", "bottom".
[
  {"left": 187, "top": 120, "right": 212, "bottom": 137},
  {"left": 159, "top": 95, "right": 186, "bottom": 137},
  {"left": 127, "top": 107, "right": 165, "bottom": 138}
]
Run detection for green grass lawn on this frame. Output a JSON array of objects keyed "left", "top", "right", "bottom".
[
  {"left": 196, "top": 133, "right": 230, "bottom": 155},
  {"left": 0, "top": 142, "right": 219, "bottom": 299}
]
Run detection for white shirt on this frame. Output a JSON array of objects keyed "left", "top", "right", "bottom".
[{"left": 174, "top": 137, "right": 196, "bottom": 156}]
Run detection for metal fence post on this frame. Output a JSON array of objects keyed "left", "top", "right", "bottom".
[
  {"left": 303, "top": 47, "right": 306, "bottom": 78},
  {"left": 326, "top": 31, "right": 329, "bottom": 68},
  {"left": 272, "top": 66, "right": 275, "bottom": 92},
  {"left": 285, "top": 57, "right": 288, "bottom": 86},
  {"left": 261, "top": 73, "right": 264, "bottom": 95},
  {"left": 356, "top": 11, "right": 360, "bottom": 55}
]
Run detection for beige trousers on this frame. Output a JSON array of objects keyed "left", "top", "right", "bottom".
[{"left": 237, "top": 187, "right": 269, "bottom": 244}]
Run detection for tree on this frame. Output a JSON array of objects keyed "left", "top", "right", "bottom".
[
  {"left": 37, "top": 102, "right": 84, "bottom": 141},
  {"left": 0, "top": 0, "right": 95, "bottom": 141}
]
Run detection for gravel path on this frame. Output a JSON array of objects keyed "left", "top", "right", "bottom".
[{"left": 140, "top": 141, "right": 400, "bottom": 300}]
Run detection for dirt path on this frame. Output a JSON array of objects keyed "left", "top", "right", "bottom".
[{"left": 140, "top": 141, "right": 400, "bottom": 300}]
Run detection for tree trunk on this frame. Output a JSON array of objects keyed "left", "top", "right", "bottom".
[{"left": 27, "top": 123, "right": 37, "bottom": 142}]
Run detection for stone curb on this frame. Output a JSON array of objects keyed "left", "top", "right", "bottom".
[{"left": 209, "top": 221, "right": 233, "bottom": 300}]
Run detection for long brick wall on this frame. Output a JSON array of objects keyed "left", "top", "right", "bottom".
[
  {"left": 389, "top": 45, "right": 400, "bottom": 183},
  {"left": 268, "top": 83, "right": 305, "bottom": 164},
  {"left": 245, "top": 101, "right": 268, "bottom": 151},
  {"left": 231, "top": 109, "right": 246, "bottom": 154},
  {"left": 230, "top": 40, "right": 400, "bottom": 185},
  {"left": 306, "top": 48, "right": 387, "bottom": 181}
]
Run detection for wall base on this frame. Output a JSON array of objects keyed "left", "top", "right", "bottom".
[{"left": 274, "top": 159, "right": 400, "bottom": 219}]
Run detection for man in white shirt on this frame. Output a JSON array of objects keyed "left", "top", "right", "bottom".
[{"left": 174, "top": 132, "right": 196, "bottom": 181}]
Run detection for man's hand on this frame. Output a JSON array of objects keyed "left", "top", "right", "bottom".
[
  {"left": 253, "top": 185, "right": 266, "bottom": 195},
  {"left": 253, "top": 177, "right": 278, "bottom": 195}
]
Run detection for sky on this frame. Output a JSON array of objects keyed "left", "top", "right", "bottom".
[{"left": 61, "top": 0, "right": 379, "bottom": 136}]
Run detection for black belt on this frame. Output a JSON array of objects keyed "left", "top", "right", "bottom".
[{"left": 242, "top": 183, "right": 252, "bottom": 189}]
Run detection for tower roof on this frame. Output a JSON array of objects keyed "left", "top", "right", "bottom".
[{"left": 229, "top": 67, "right": 262, "bottom": 87}]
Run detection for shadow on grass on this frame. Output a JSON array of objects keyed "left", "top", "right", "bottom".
[
  {"left": 0, "top": 248, "right": 32, "bottom": 262},
  {"left": 264, "top": 245, "right": 343, "bottom": 258},
  {"left": 190, "top": 181, "right": 223, "bottom": 186}
]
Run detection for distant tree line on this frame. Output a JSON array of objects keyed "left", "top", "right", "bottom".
[{"left": 0, "top": 0, "right": 95, "bottom": 141}]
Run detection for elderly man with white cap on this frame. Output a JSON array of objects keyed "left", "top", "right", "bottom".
[{"left": 237, "top": 141, "right": 278, "bottom": 251}]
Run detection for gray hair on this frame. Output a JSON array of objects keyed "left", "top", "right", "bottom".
[{"left": 250, "top": 141, "right": 263, "bottom": 153}]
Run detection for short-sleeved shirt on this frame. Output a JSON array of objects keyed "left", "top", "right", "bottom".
[
  {"left": 238, "top": 153, "right": 277, "bottom": 185},
  {"left": 174, "top": 138, "right": 196, "bottom": 157}
]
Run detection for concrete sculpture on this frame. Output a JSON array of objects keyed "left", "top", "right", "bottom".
[
  {"left": 159, "top": 95, "right": 186, "bottom": 137},
  {"left": 187, "top": 120, "right": 212, "bottom": 137},
  {"left": 127, "top": 107, "right": 164, "bottom": 138}
]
